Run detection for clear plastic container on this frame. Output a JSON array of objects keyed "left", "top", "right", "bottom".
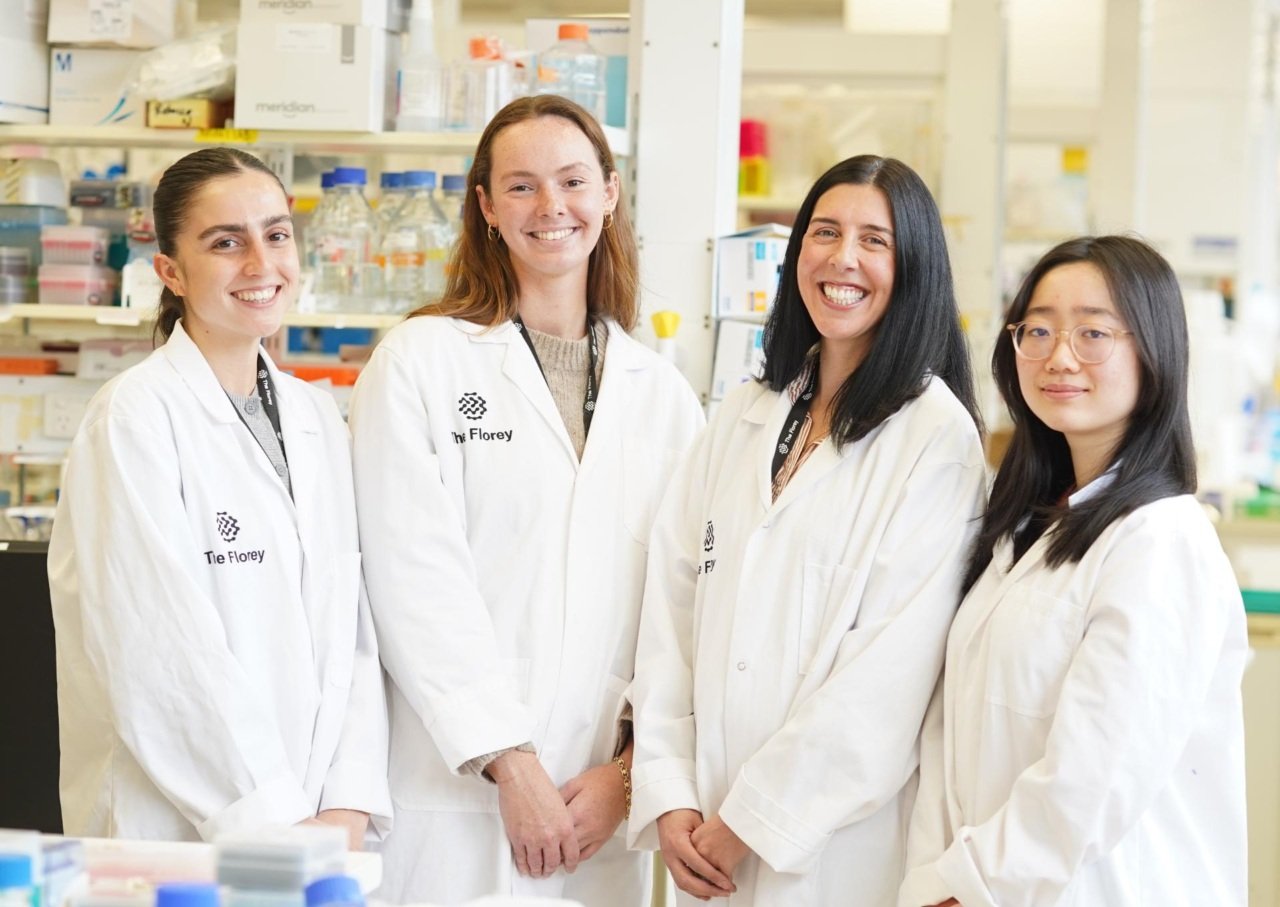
[
  {"left": 450, "top": 36, "right": 513, "bottom": 131},
  {"left": 396, "top": 5, "right": 447, "bottom": 132},
  {"left": 534, "top": 23, "right": 607, "bottom": 123},
  {"left": 380, "top": 170, "right": 451, "bottom": 313},
  {"left": 303, "top": 171, "right": 336, "bottom": 275},
  {"left": 439, "top": 174, "right": 466, "bottom": 245},
  {"left": 311, "top": 167, "right": 379, "bottom": 313},
  {"left": 41, "top": 225, "right": 111, "bottom": 265},
  {"left": 38, "top": 264, "right": 119, "bottom": 306},
  {"left": 216, "top": 826, "right": 346, "bottom": 895}
]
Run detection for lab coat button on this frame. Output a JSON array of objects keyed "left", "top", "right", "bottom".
[
  {"left": 245, "top": 399, "right": 259, "bottom": 415},
  {"left": 737, "top": 661, "right": 746, "bottom": 671}
]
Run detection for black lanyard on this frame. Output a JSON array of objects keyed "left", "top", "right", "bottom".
[
  {"left": 513, "top": 315, "right": 600, "bottom": 437},
  {"left": 771, "top": 366, "right": 818, "bottom": 481},
  {"left": 227, "top": 354, "right": 288, "bottom": 468}
]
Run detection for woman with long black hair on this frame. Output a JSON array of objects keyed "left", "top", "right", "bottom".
[
  {"left": 899, "top": 236, "right": 1247, "bottom": 907},
  {"left": 629, "top": 155, "right": 986, "bottom": 905}
]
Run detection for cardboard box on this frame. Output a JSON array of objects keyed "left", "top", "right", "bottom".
[
  {"left": 0, "top": 34, "right": 50, "bottom": 125},
  {"left": 146, "top": 98, "right": 233, "bottom": 129},
  {"left": 234, "top": 23, "right": 397, "bottom": 132},
  {"left": 49, "top": 47, "right": 146, "bottom": 126},
  {"left": 714, "top": 223, "right": 790, "bottom": 318},
  {"left": 239, "top": 0, "right": 410, "bottom": 33},
  {"left": 711, "top": 318, "right": 766, "bottom": 401},
  {"left": 47, "top": 0, "right": 176, "bottom": 48},
  {"left": 526, "top": 17, "right": 628, "bottom": 129}
]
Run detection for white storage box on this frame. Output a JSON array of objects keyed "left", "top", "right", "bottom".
[
  {"left": 49, "top": 47, "right": 146, "bottom": 126},
  {"left": 0, "top": 33, "right": 51, "bottom": 125},
  {"left": 239, "top": 0, "right": 410, "bottom": 33},
  {"left": 234, "top": 23, "right": 397, "bottom": 132},
  {"left": 47, "top": 0, "right": 177, "bottom": 48},
  {"left": 38, "top": 264, "right": 118, "bottom": 305},
  {"left": 1, "top": 159, "right": 65, "bottom": 207},
  {"left": 715, "top": 223, "right": 790, "bottom": 318},
  {"left": 711, "top": 318, "right": 766, "bottom": 400}
]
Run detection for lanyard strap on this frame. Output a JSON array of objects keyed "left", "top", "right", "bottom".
[
  {"left": 227, "top": 354, "right": 289, "bottom": 467},
  {"left": 771, "top": 366, "right": 818, "bottom": 481},
  {"left": 513, "top": 315, "right": 600, "bottom": 437}
]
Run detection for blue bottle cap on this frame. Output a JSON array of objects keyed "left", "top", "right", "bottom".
[
  {"left": 379, "top": 172, "right": 404, "bottom": 189},
  {"left": 320, "top": 171, "right": 335, "bottom": 190},
  {"left": 403, "top": 170, "right": 437, "bottom": 189},
  {"left": 304, "top": 875, "right": 363, "bottom": 907},
  {"left": 441, "top": 174, "right": 466, "bottom": 191},
  {"left": 332, "top": 167, "right": 367, "bottom": 186},
  {"left": 155, "top": 882, "right": 220, "bottom": 907},
  {"left": 0, "top": 854, "right": 33, "bottom": 889}
]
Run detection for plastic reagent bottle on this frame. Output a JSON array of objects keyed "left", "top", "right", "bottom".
[
  {"left": 535, "top": 23, "right": 607, "bottom": 123},
  {"left": 396, "top": 0, "right": 447, "bottom": 132}
]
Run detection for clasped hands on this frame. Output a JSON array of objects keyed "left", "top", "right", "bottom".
[
  {"left": 490, "top": 749, "right": 630, "bottom": 879},
  {"left": 656, "top": 808, "right": 750, "bottom": 900}
]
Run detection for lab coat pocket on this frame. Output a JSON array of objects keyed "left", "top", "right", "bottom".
[
  {"left": 985, "top": 588, "right": 1085, "bottom": 718},
  {"left": 799, "top": 562, "right": 861, "bottom": 675}
]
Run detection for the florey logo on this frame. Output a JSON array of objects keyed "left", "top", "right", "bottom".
[
  {"left": 216, "top": 511, "right": 241, "bottom": 543},
  {"left": 703, "top": 521, "right": 715, "bottom": 552},
  {"left": 458, "top": 392, "right": 487, "bottom": 421}
]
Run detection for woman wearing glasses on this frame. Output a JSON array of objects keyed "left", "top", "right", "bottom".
[
  {"left": 899, "top": 236, "right": 1247, "bottom": 907},
  {"left": 629, "top": 155, "right": 986, "bottom": 905}
]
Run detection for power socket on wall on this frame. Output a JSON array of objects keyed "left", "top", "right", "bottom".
[{"left": 43, "top": 393, "right": 92, "bottom": 440}]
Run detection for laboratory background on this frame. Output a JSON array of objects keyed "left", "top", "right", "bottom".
[{"left": 0, "top": 0, "right": 1278, "bottom": 904}]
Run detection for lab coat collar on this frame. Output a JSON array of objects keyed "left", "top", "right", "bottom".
[
  {"left": 752, "top": 385, "right": 845, "bottom": 517},
  {"left": 1067, "top": 466, "right": 1118, "bottom": 508}
]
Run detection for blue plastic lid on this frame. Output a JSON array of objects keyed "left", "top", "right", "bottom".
[
  {"left": 332, "top": 167, "right": 367, "bottom": 186},
  {"left": 320, "top": 171, "right": 335, "bottom": 190},
  {"left": 379, "top": 172, "right": 404, "bottom": 189},
  {"left": 403, "top": 170, "right": 437, "bottom": 189},
  {"left": 441, "top": 174, "right": 466, "bottom": 191},
  {"left": 304, "top": 876, "right": 362, "bottom": 907},
  {"left": 0, "top": 854, "right": 33, "bottom": 889},
  {"left": 155, "top": 883, "right": 220, "bottom": 907}
]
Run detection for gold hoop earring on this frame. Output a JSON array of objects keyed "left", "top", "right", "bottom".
[
  {"left": 602, "top": 211, "right": 614, "bottom": 231},
  {"left": 487, "top": 223, "right": 501, "bottom": 241}
]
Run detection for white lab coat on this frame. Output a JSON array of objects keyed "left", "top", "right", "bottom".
[
  {"left": 898, "top": 487, "right": 1248, "bottom": 907},
  {"left": 48, "top": 321, "right": 392, "bottom": 842},
  {"left": 347, "top": 315, "right": 704, "bottom": 905},
  {"left": 629, "top": 375, "right": 986, "bottom": 906}
]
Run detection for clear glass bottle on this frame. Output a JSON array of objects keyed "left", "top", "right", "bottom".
[
  {"left": 534, "top": 23, "right": 607, "bottom": 123},
  {"left": 313, "top": 166, "right": 377, "bottom": 313},
  {"left": 396, "top": 0, "right": 447, "bottom": 132},
  {"left": 439, "top": 173, "right": 466, "bottom": 245},
  {"left": 450, "top": 36, "right": 513, "bottom": 131},
  {"left": 380, "top": 170, "right": 450, "bottom": 313}
]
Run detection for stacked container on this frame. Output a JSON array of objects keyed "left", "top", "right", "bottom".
[{"left": 38, "top": 225, "right": 117, "bottom": 305}]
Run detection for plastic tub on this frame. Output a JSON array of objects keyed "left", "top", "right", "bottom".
[
  {"left": 38, "top": 264, "right": 119, "bottom": 306},
  {"left": 41, "top": 225, "right": 110, "bottom": 265}
]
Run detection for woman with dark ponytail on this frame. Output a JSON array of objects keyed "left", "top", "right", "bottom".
[
  {"left": 900, "top": 236, "right": 1247, "bottom": 907},
  {"left": 48, "top": 147, "right": 391, "bottom": 846}
]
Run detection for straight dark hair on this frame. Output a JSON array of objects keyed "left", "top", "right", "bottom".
[
  {"left": 759, "top": 154, "right": 981, "bottom": 447},
  {"left": 961, "top": 235, "right": 1196, "bottom": 594},
  {"left": 152, "top": 147, "right": 286, "bottom": 342}
]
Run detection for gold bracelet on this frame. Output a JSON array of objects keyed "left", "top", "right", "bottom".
[{"left": 614, "top": 757, "right": 632, "bottom": 820}]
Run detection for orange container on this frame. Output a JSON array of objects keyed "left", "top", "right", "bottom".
[
  {"left": 283, "top": 363, "right": 361, "bottom": 386},
  {"left": 0, "top": 357, "right": 59, "bottom": 375}
]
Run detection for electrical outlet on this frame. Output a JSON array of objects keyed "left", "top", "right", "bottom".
[{"left": 43, "top": 393, "right": 92, "bottom": 440}]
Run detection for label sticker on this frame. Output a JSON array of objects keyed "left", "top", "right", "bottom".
[
  {"left": 275, "top": 24, "right": 333, "bottom": 54},
  {"left": 88, "top": 0, "right": 131, "bottom": 39}
]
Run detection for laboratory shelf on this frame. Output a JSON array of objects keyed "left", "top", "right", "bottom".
[
  {"left": 0, "top": 303, "right": 402, "bottom": 330},
  {"left": 0, "top": 123, "right": 631, "bottom": 157}
]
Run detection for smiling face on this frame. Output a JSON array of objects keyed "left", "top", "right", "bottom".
[
  {"left": 796, "top": 182, "right": 896, "bottom": 371},
  {"left": 1016, "top": 261, "right": 1142, "bottom": 481},
  {"left": 475, "top": 115, "right": 619, "bottom": 293},
  {"left": 153, "top": 168, "right": 297, "bottom": 350}
]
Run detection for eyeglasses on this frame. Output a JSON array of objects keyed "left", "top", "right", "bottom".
[{"left": 1007, "top": 321, "right": 1134, "bottom": 364}]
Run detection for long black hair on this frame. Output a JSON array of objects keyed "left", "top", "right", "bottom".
[
  {"left": 759, "top": 154, "right": 981, "bottom": 446},
  {"left": 152, "top": 147, "right": 286, "bottom": 342},
  {"left": 961, "top": 235, "right": 1196, "bottom": 594}
]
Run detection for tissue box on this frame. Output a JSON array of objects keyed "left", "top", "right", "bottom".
[{"left": 49, "top": 47, "right": 146, "bottom": 126}]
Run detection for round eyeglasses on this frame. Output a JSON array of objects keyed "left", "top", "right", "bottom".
[{"left": 1007, "top": 321, "right": 1134, "bottom": 364}]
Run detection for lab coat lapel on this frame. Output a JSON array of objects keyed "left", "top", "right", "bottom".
[
  {"left": 953, "top": 532, "right": 1051, "bottom": 656},
  {"left": 489, "top": 321, "right": 579, "bottom": 466},
  {"left": 579, "top": 322, "right": 645, "bottom": 472},
  {"left": 744, "top": 387, "right": 784, "bottom": 513}
]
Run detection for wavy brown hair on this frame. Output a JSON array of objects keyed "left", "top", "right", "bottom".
[{"left": 411, "top": 95, "right": 638, "bottom": 330}]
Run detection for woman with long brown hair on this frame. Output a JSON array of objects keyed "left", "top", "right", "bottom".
[{"left": 349, "top": 96, "right": 704, "bottom": 904}]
